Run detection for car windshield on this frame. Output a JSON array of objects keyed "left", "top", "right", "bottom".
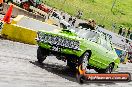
[
  {"left": 76, "top": 29, "right": 99, "bottom": 42},
  {"left": 69, "top": 28, "right": 114, "bottom": 51}
]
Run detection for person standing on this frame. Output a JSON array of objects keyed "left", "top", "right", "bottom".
[
  {"left": 68, "top": 16, "right": 72, "bottom": 22},
  {"left": 76, "top": 10, "right": 83, "bottom": 19},
  {"left": 87, "top": 19, "right": 93, "bottom": 30},
  {"left": 72, "top": 18, "right": 76, "bottom": 26},
  {"left": 127, "top": 28, "right": 131, "bottom": 38},
  {"left": 118, "top": 26, "right": 123, "bottom": 35},
  {"left": 129, "top": 30, "right": 132, "bottom": 40},
  {"left": 112, "top": 23, "right": 116, "bottom": 32},
  {"left": 68, "top": 16, "right": 72, "bottom": 25},
  {"left": 91, "top": 19, "right": 96, "bottom": 30},
  {"left": 121, "top": 28, "right": 126, "bottom": 37}
]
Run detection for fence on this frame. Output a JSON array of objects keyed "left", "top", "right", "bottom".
[{"left": 1, "top": 3, "right": 46, "bottom": 22}]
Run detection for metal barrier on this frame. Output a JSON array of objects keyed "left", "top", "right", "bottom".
[{"left": 1, "top": 23, "right": 37, "bottom": 45}]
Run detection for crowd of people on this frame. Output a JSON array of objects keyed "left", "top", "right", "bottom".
[
  {"left": 118, "top": 26, "right": 132, "bottom": 40},
  {"left": 68, "top": 16, "right": 77, "bottom": 26}
]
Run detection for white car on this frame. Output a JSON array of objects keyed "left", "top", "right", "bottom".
[
  {"left": 48, "top": 11, "right": 71, "bottom": 29},
  {"left": 5, "top": 0, "right": 22, "bottom": 5}
]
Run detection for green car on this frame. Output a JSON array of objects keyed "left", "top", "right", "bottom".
[{"left": 36, "top": 28, "right": 120, "bottom": 73}]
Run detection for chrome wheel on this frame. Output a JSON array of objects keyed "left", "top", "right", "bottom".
[
  {"left": 82, "top": 52, "right": 89, "bottom": 70},
  {"left": 106, "top": 64, "right": 113, "bottom": 73}
]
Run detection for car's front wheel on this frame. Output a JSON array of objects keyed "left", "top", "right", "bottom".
[
  {"left": 37, "top": 47, "right": 48, "bottom": 63},
  {"left": 79, "top": 52, "right": 91, "bottom": 70},
  {"left": 76, "top": 52, "right": 91, "bottom": 84},
  {"left": 67, "top": 60, "right": 76, "bottom": 70},
  {"left": 95, "top": 63, "right": 114, "bottom": 73}
]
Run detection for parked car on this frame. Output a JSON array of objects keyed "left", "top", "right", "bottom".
[
  {"left": 48, "top": 11, "right": 71, "bottom": 29},
  {"left": 35, "top": 28, "right": 120, "bottom": 73},
  {"left": 5, "top": 0, "right": 51, "bottom": 13}
]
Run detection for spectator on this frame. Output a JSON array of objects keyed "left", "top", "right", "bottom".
[
  {"left": 76, "top": 10, "right": 83, "bottom": 19},
  {"left": 129, "top": 30, "right": 132, "bottom": 40},
  {"left": 87, "top": 19, "right": 95, "bottom": 30},
  {"left": 121, "top": 28, "right": 126, "bottom": 37},
  {"left": 127, "top": 28, "right": 131, "bottom": 38},
  {"left": 68, "top": 16, "right": 72, "bottom": 22},
  {"left": 91, "top": 20, "right": 96, "bottom": 30},
  {"left": 68, "top": 16, "right": 72, "bottom": 25},
  {"left": 72, "top": 18, "right": 76, "bottom": 26},
  {"left": 62, "top": 14, "right": 65, "bottom": 19},
  {"left": 87, "top": 19, "right": 92, "bottom": 26},
  {"left": 112, "top": 23, "right": 116, "bottom": 32},
  {"left": 118, "top": 26, "right": 123, "bottom": 35},
  {"left": 60, "top": 12, "right": 65, "bottom": 19}
]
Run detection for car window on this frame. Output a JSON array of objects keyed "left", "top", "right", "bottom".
[
  {"left": 52, "top": 12, "right": 58, "bottom": 17},
  {"left": 76, "top": 29, "right": 99, "bottom": 43},
  {"left": 51, "top": 12, "right": 62, "bottom": 19},
  {"left": 99, "top": 36, "right": 113, "bottom": 51}
]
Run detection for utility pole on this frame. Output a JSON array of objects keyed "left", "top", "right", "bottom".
[{"left": 111, "top": 0, "right": 117, "bottom": 11}]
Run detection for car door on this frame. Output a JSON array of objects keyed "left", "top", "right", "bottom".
[
  {"left": 95, "top": 37, "right": 110, "bottom": 68},
  {"left": 85, "top": 32, "right": 106, "bottom": 68},
  {"left": 98, "top": 36, "right": 115, "bottom": 67}
]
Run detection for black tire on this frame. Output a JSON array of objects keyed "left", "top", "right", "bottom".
[
  {"left": 37, "top": 47, "right": 48, "bottom": 63},
  {"left": 60, "top": 23, "right": 64, "bottom": 28},
  {"left": 105, "top": 63, "right": 114, "bottom": 73},
  {"left": 95, "top": 63, "right": 114, "bottom": 73},
  {"left": 76, "top": 71, "right": 85, "bottom": 84},
  {"left": 60, "top": 23, "right": 67, "bottom": 29},
  {"left": 67, "top": 60, "right": 76, "bottom": 70},
  {"left": 79, "top": 52, "right": 91, "bottom": 70}
]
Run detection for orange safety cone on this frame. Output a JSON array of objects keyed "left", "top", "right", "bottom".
[{"left": 3, "top": 4, "right": 13, "bottom": 23}]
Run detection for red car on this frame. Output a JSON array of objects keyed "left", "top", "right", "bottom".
[{"left": 37, "top": 4, "right": 52, "bottom": 14}]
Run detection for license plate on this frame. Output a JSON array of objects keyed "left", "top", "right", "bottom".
[{"left": 51, "top": 46, "right": 60, "bottom": 52}]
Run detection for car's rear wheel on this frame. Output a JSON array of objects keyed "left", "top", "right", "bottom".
[
  {"left": 37, "top": 47, "right": 48, "bottom": 63},
  {"left": 105, "top": 63, "right": 114, "bottom": 73}
]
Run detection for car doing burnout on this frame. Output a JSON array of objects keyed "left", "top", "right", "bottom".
[{"left": 36, "top": 28, "right": 120, "bottom": 73}]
